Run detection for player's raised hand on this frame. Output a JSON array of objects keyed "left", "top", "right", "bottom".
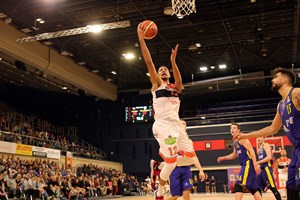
[
  {"left": 137, "top": 23, "right": 144, "bottom": 39},
  {"left": 170, "top": 44, "right": 179, "bottom": 62}
]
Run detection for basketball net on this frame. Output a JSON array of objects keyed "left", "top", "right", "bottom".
[{"left": 172, "top": 0, "right": 196, "bottom": 17}]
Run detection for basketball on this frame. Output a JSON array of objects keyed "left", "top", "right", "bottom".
[{"left": 140, "top": 20, "right": 158, "bottom": 40}]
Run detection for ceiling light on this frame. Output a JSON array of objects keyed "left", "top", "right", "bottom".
[
  {"left": 164, "top": 7, "right": 173, "bottom": 15},
  {"left": 195, "top": 43, "right": 201, "bottom": 47},
  {"left": 210, "top": 66, "right": 215, "bottom": 69},
  {"left": 43, "top": 41, "right": 53, "bottom": 45},
  {"left": 235, "top": 79, "right": 239, "bottom": 84},
  {"left": 87, "top": 25, "right": 103, "bottom": 33},
  {"left": 77, "top": 61, "right": 86, "bottom": 65},
  {"left": 17, "top": 20, "right": 131, "bottom": 43},
  {"left": 250, "top": 0, "right": 256, "bottom": 2},
  {"left": 111, "top": 71, "right": 117, "bottom": 75},
  {"left": 36, "top": 18, "right": 42, "bottom": 22},
  {"left": 200, "top": 66, "right": 208, "bottom": 71},
  {"left": 146, "top": 73, "right": 150, "bottom": 77},
  {"left": 219, "top": 64, "right": 227, "bottom": 69},
  {"left": 92, "top": 69, "right": 99, "bottom": 73},
  {"left": 0, "top": 58, "right": 2, "bottom": 61},
  {"left": 0, "top": 13, "right": 7, "bottom": 18},
  {"left": 39, "top": 20, "right": 45, "bottom": 24},
  {"left": 122, "top": 53, "right": 135, "bottom": 60},
  {"left": 21, "top": 28, "right": 32, "bottom": 33},
  {"left": 176, "top": 14, "right": 184, "bottom": 19},
  {"left": 200, "top": 116, "right": 206, "bottom": 120},
  {"left": 60, "top": 50, "right": 69, "bottom": 56},
  {"left": 4, "top": 17, "right": 12, "bottom": 24},
  {"left": 62, "top": 86, "right": 68, "bottom": 90},
  {"left": 208, "top": 86, "right": 213, "bottom": 90}
]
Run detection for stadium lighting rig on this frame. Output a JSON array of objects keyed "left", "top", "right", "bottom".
[{"left": 16, "top": 20, "right": 131, "bottom": 43}]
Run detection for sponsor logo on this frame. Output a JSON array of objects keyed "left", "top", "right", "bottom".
[{"left": 164, "top": 135, "right": 177, "bottom": 145}]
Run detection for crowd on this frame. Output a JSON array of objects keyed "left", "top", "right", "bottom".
[
  {"left": 0, "top": 155, "right": 145, "bottom": 200},
  {"left": 0, "top": 122, "right": 101, "bottom": 160}
]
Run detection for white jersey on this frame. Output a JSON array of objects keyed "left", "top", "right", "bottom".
[{"left": 152, "top": 82, "right": 182, "bottom": 121}]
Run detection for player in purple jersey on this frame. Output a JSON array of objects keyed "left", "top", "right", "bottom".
[
  {"left": 235, "top": 67, "right": 300, "bottom": 200},
  {"left": 257, "top": 137, "right": 281, "bottom": 200},
  {"left": 217, "top": 123, "right": 261, "bottom": 200}
]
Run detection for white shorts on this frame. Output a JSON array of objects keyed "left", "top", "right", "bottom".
[{"left": 153, "top": 120, "right": 195, "bottom": 163}]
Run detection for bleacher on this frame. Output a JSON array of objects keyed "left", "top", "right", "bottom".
[{"left": 183, "top": 97, "right": 280, "bottom": 126}]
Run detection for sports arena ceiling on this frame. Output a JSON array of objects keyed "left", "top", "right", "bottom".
[{"left": 0, "top": 0, "right": 299, "bottom": 99}]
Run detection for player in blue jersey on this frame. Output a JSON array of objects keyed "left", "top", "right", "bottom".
[
  {"left": 257, "top": 137, "right": 281, "bottom": 200},
  {"left": 235, "top": 67, "right": 299, "bottom": 200},
  {"left": 217, "top": 123, "right": 261, "bottom": 200}
]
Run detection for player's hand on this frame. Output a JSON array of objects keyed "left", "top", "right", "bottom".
[
  {"left": 254, "top": 164, "right": 261, "bottom": 175},
  {"left": 137, "top": 23, "right": 144, "bottom": 40},
  {"left": 233, "top": 132, "right": 246, "bottom": 140},
  {"left": 199, "top": 170, "right": 205, "bottom": 181},
  {"left": 217, "top": 156, "right": 224, "bottom": 163},
  {"left": 170, "top": 44, "right": 179, "bottom": 62}
]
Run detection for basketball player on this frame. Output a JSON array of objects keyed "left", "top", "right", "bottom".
[
  {"left": 257, "top": 137, "right": 281, "bottom": 200},
  {"left": 137, "top": 24, "right": 198, "bottom": 200},
  {"left": 217, "top": 123, "right": 261, "bottom": 200},
  {"left": 151, "top": 154, "right": 205, "bottom": 200},
  {"left": 235, "top": 67, "right": 300, "bottom": 200},
  {"left": 273, "top": 149, "right": 291, "bottom": 188}
]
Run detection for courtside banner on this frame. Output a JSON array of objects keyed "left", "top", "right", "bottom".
[
  {"left": 0, "top": 141, "right": 16, "bottom": 154},
  {"left": 16, "top": 144, "right": 32, "bottom": 156},
  {"left": 32, "top": 146, "right": 60, "bottom": 159}
]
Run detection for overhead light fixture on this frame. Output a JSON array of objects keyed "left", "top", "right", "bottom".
[
  {"left": 60, "top": 50, "right": 69, "bottom": 56},
  {"left": 200, "top": 66, "right": 208, "bottom": 72},
  {"left": 111, "top": 71, "right": 117, "bottom": 75},
  {"left": 146, "top": 72, "right": 150, "bottom": 77},
  {"left": 77, "top": 61, "right": 86, "bottom": 65},
  {"left": 16, "top": 20, "right": 131, "bottom": 43},
  {"left": 234, "top": 79, "right": 239, "bottom": 84},
  {"left": 122, "top": 53, "right": 135, "bottom": 60},
  {"left": 210, "top": 66, "right": 215, "bottom": 69},
  {"left": 0, "top": 13, "right": 7, "bottom": 18},
  {"left": 43, "top": 41, "right": 53, "bottom": 45},
  {"left": 87, "top": 25, "right": 102, "bottom": 33},
  {"left": 21, "top": 28, "right": 32, "bottom": 33},
  {"left": 219, "top": 64, "right": 227, "bottom": 69},
  {"left": 62, "top": 86, "right": 68, "bottom": 90},
  {"left": 4, "top": 17, "right": 12, "bottom": 24},
  {"left": 176, "top": 14, "right": 184, "bottom": 19},
  {"left": 92, "top": 69, "right": 99, "bottom": 73},
  {"left": 195, "top": 43, "right": 201, "bottom": 47}
]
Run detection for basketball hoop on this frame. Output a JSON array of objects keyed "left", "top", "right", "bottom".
[{"left": 172, "top": 0, "right": 196, "bottom": 17}]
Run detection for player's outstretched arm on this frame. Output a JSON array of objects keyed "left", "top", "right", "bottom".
[
  {"left": 170, "top": 44, "right": 183, "bottom": 92},
  {"left": 217, "top": 149, "right": 237, "bottom": 163},
  {"left": 235, "top": 111, "right": 282, "bottom": 140},
  {"left": 137, "top": 23, "right": 160, "bottom": 88}
]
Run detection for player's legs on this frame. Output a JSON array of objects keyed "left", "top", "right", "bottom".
[
  {"left": 286, "top": 148, "right": 300, "bottom": 200},
  {"left": 153, "top": 120, "right": 180, "bottom": 199}
]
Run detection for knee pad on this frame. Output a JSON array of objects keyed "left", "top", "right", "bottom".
[
  {"left": 234, "top": 184, "right": 243, "bottom": 193},
  {"left": 249, "top": 189, "right": 258, "bottom": 195},
  {"left": 159, "top": 162, "right": 176, "bottom": 181}
]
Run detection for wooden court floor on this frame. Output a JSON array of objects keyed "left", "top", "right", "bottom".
[{"left": 99, "top": 190, "right": 286, "bottom": 200}]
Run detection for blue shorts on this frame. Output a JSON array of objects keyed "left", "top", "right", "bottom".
[
  {"left": 236, "top": 160, "right": 258, "bottom": 190},
  {"left": 257, "top": 166, "right": 276, "bottom": 189},
  {"left": 286, "top": 147, "right": 300, "bottom": 190},
  {"left": 170, "top": 166, "right": 193, "bottom": 196}
]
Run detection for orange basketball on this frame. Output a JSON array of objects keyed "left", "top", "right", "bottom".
[{"left": 140, "top": 20, "right": 158, "bottom": 40}]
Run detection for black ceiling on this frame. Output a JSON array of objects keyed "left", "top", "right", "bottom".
[{"left": 0, "top": 0, "right": 299, "bottom": 97}]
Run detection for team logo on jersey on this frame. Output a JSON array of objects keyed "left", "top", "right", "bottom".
[{"left": 164, "top": 135, "right": 177, "bottom": 145}]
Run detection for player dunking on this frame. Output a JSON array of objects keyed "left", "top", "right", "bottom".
[
  {"left": 137, "top": 24, "right": 198, "bottom": 200},
  {"left": 217, "top": 123, "right": 261, "bottom": 200},
  {"left": 235, "top": 67, "right": 300, "bottom": 200}
]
